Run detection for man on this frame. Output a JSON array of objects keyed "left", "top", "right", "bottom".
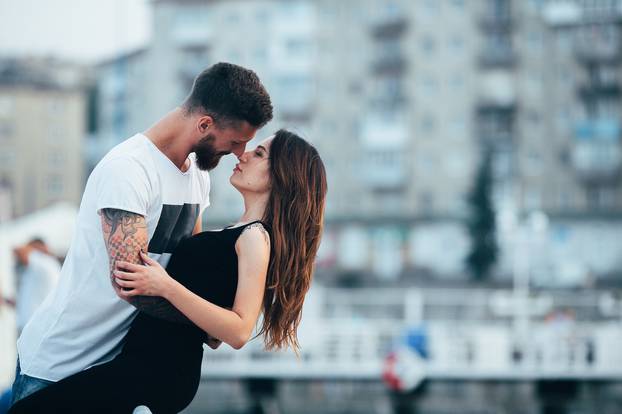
[
  {"left": 13, "top": 238, "right": 61, "bottom": 336},
  {"left": 0, "top": 239, "right": 60, "bottom": 414},
  {"left": 10, "top": 62, "right": 273, "bottom": 406}
]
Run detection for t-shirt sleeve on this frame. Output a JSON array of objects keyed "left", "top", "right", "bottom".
[
  {"left": 95, "top": 156, "right": 152, "bottom": 217},
  {"left": 199, "top": 169, "right": 211, "bottom": 212}
]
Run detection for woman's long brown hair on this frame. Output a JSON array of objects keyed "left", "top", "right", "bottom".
[{"left": 258, "top": 129, "right": 327, "bottom": 353}]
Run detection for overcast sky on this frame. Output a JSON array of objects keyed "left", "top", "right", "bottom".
[{"left": 0, "top": 0, "right": 151, "bottom": 63}]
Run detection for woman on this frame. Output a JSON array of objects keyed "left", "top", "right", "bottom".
[{"left": 9, "top": 129, "right": 327, "bottom": 413}]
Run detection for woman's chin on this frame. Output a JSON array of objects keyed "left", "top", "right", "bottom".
[{"left": 229, "top": 176, "right": 241, "bottom": 191}]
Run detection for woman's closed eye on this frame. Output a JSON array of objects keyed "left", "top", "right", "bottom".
[{"left": 254, "top": 145, "right": 268, "bottom": 158}]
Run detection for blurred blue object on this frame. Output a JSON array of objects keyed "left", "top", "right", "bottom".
[
  {"left": 0, "top": 387, "right": 12, "bottom": 414},
  {"left": 575, "top": 119, "right": 620, "bottom": 141},
  {"left": 405, "top": 325, "right": 428, "bottom": 359}
]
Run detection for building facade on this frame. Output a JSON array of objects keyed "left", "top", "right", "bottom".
[
  {"left": 88, "top": 0, "right": 622, "bottom": 283},
  {"left": 0, "top": 58, "right": 86, "bottom": 219}
]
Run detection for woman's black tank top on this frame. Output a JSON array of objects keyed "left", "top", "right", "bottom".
[{"left": 122, "top": 220, "right": 269, "bottom": 363}]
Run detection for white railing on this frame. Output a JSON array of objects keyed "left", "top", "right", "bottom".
[{"left": 201, "top": 287, "right": 622, "bottom": 381}]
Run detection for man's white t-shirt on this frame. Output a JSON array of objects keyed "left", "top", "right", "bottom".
[
  {"left": 16, "top": 251, "right": 61, "bottom": 333},
  {"left": 17, "top": 133, "right": 211, "bottom": 382}
]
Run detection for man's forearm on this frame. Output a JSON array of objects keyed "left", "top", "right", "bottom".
[
  {"left": 100, "top": 208, "right": 190, "bottom": 324},
  {"left": 129, "top": 295, "right": 192, "bottom": 324}
]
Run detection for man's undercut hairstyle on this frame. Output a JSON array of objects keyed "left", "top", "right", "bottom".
[{"left": 183, "top": 62, "right": 273, "bottom": 129}]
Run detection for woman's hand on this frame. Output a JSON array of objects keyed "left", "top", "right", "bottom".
[{"left": 114, "top": 251, "right": 175, "bottom": 299}]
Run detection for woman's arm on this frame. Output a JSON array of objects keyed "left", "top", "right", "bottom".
[{"left": 114, "top": 225, "right": 270, "bottom": 349}]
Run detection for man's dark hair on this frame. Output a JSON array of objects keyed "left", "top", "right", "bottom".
[
  {"left": 28, "top": 237, "right": 46, "bottom": 247},
  {"left": 183, "top": 62, "right": 273, "bottom": 128}
]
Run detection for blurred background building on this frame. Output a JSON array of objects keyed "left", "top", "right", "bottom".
[
  {"left": 1, "top": 0, "right": 622, "bottom": 413},
  {"left": 82, "top": 0, "right": 622, "bottom": 288},
  {"left": 0, "top": 58, "right": 86, "bottom": 220}
]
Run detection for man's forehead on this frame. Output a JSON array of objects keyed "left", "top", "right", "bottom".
[{"left": 236, "top": 122, "right": 258, "bottom": 141}]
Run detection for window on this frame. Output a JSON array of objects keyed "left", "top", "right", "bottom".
[
  {"left": 421, "top": 35, "right": 436, "bottom": 54},
  {"left": 483, "top": 30, "right": 512, "bottom": 58},
  {"left": 225, "top": 11, "right": 240, "bottom": 24},
  {"left": 0, "top": 122, "right": 14, "bottom": 141},
  {"left": 0, "top": 96, "right": 14, "bottom": 117},
  {"left": 0, "top": 150, "right": 15, "bottom": 165},
  {"left": 447, "top": 153, "right": 467, "bottom": 176},
  {"left": 253, "top": 47, "right": 268, "bottom": 62},
  {"left": 47, "top": 125, "right": 64, "bottom": 144},
  {"left": 451, "top": 117, "right": 467, "bottom": 136},
  {"left": 48, "top": 151, "right": 65, "bottom": 167},
  {"left": 420, "top": 115, "right": 436, "bottom": 133},
  {"left": 47, "top": 175, "right": 64, "bottom": 196},
  {"left": 450, "top": 0, "right": 465, "bottom": 9},
  {"left": 255, "top": 9, "right": 270, "bottom": 23},
  {"left": 285, "top": 38, "right": 311, "bottom": 57},
  {"left": 525, "top": 151, "right": 542, "bottom": 177},
  {"left": 449, "top": 74, "right": 464, "bottom": 89},
  {"left": 423, "top": 0, "right": 439, "bottom": 14},
  {"left": 48, "top": 99, "right": 65, "bottom": 116},
  {"left": 418, "top": 191, "right": 435, "bottom": 211},
  {"left": 525, "top": 188, "right": 541, "bottom": 209},
  {"left": 449, "top": 35, "right": 464, "bottom": 52},
  {"left": 421, "top": 75, "right": 439, "bottom": 95}
]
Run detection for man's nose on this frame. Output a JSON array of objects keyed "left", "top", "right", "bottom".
[{"left": 232, "top": 143, "right": 247, "bottom": 157}]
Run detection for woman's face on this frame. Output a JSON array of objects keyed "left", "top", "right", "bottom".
[{"left": 230, "top": 136, "right": 273, "bottom": 195}]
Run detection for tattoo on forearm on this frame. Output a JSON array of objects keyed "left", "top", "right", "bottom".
[
  {"left": 101, "top": 209, "right": 148, "bottom": 291},
  {"left": 100, "top": 208, "right": 190, "bottom": 324}
]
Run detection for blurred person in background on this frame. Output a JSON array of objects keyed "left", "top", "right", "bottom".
[
  {"left": 12, "top": 238, "right": 61, "bottom": 335},
  {"left": 8, "top": 62, "right": 273, "bottom": 410},
  {"left": 0, "top": 238, "right": 60, "bottom": 414},
  {"left": 10, "top": 130, "right": 327, "bottom": 413}
]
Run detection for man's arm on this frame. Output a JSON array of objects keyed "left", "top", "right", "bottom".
[
  {"left": 192, "top": 216, "right": 202, "bottom": 235},
  {"left": 100, "top": 208, "right": 191, "bottom": 324}
]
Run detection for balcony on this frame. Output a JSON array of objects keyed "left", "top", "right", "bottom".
[
  {"left": 476, "top": 102, "right": 515, "bottom": 148},
  {"left": 371, "top": 54, "right": 408, "bottom": 76},
  {"left": 578, "top": 81, "right": 621, "bottom": 101},
  {"left": 477, "top": 71, "right": 517, "bottom": 109},
  {"left": 478, "top": 12, "right": 513, "bottom": 30},
  {"left": 572, "top": 120, "right": 622, "bottom": 182},
  {"left": 479, "top": 47, "right": 516, "bottom": 68},
  {"left": 369, "top": 94, "right": 408, "bottom": 112},
  {"left": 369, "top": 9, "right": 409, "bottom": 39},
  {"left": 575, "top": 38, "right": 621, "bottom": 63},
  {"left": 360, "top": 114, "right": 408, "bottom": 190},
  {"left": 370, "top": 17, "right": 408, "bottom": 40}
]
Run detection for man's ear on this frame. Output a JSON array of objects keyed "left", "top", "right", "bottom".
[{"left": 197, "top": 115, "right": 214, "bottom": 134}]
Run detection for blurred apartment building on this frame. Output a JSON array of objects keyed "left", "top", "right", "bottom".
[
  {"left": 0, "top": 58, "right": 87, "bottom": 220},
  {"left": 88, "top": 0, "right": 622, "bottom": 285},
  {"left": 90, "top": 0, "right": 315, "bottom": 215},
  {"left": 311, "top": 0, "right": 622, "bottom": 284}
]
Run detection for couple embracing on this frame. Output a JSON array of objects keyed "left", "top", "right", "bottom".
[{"left": 9, "top": 63, "right": 327, "bottom": 413}]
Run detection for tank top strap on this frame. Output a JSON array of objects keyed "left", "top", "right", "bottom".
[
  {"left": 230, "top": 220, "right": 271, "bottom": 242},
  {"left": 239, "top": 220, "right": 270, "bottom": 233}
]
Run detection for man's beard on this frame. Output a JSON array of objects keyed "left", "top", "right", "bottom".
[{"left": 193, "top": 133, "right": 228, "bottom": 171}]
